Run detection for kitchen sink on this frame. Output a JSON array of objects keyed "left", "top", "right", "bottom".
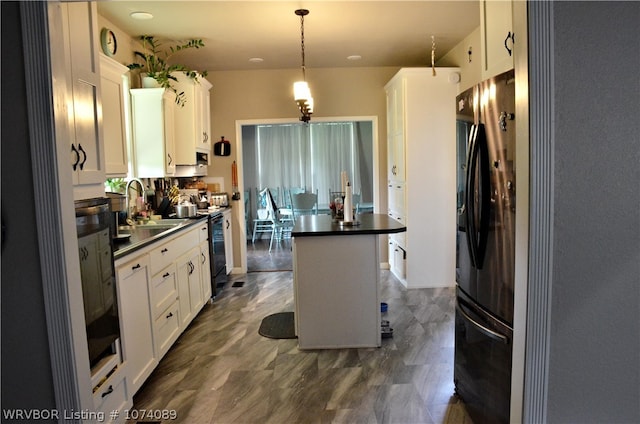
[
  {"left": 116, "top": 219, "right": 190, "bottom": 242},
  {"left": 119, "top": 218, "right": 190, "bottom": 231}
]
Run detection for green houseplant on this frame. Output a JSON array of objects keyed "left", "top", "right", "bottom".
[{"left": 127, "top": 35, "right": 208, "bottom": 107}]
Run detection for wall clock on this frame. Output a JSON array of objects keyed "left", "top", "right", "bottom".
[{"left": 100, "top": 28, "right": 117, "bottom": 57}]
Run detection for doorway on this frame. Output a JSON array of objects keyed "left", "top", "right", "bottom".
[{"left": 235, "top": 117, "right": 378, "bottom": 272}]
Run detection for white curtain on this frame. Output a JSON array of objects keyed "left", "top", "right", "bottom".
[{"left": 254, "top": 122, "right": 364, "bottom": 207}]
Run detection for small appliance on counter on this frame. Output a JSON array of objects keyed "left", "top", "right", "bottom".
[{"left": 209, "top": 192, "right": 229, "bottom": 207}]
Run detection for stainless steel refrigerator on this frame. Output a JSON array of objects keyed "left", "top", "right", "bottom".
[{"left": 454, "top": 69, "right": 516, "bottom": 424}]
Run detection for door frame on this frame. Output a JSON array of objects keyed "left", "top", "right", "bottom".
[{"left": 234, "top": 116, "right": 379, "bottom": 273}]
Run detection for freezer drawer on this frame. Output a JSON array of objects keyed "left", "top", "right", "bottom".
[{"left": 454, "top": 286, "right": 512, "bottom": 424}]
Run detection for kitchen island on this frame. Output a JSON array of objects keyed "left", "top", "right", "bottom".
[{"left": 292, "top": 214, "right": 406, "bottom": 349}]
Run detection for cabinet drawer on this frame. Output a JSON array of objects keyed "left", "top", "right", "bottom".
[
  {"left": 93, "top": 365, "right": 129, "bottom": 422},
  {"left": 149, "top": 229, "right": 197, "bottom": 275},
  {"left": 116, "top": 254, "right": 148, "bottom": 281},
  {"left": 150, "top": 263, "right": 178, "bottom": 319},
  {"left": 154, "top": 302, "right": 180, "bottom": 358},
  {"left": 197, "top": 222, "right": 209, "bottom": 243}
]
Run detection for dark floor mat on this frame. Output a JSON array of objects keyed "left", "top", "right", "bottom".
[{"left": 258, "top": 312, "right": 297, "bottom": 339}]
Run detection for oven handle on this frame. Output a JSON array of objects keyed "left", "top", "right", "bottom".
[{"left": 456, "top": 297, "right": 509, "bottom": 344}]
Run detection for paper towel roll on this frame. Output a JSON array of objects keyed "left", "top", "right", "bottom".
[{"left": 344, "top": 182, "right": 353, "bottom": 222}]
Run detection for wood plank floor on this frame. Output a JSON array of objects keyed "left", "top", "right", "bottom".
[{"left": 128, "top": 241, "right": 473, "bottom": 423}]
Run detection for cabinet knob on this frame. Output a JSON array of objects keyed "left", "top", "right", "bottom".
[
  {"left": 166, "top": 311, "right": 173, "bottom": 319},
  {"left": 162, "top": 272, "right": 170, "bottom": 278},
  {"left": 161, "top": 248, "right": 168, "bottom": 254},
  {"left": 132, "top": 263, "right": 141, "bottom": 270}
]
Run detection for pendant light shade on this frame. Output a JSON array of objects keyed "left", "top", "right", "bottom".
[{"left": 293, "top": 9, "right": 313, "bottom": 122}]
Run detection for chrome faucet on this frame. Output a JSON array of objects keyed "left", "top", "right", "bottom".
[{"left": 125, "top": 178, "right": 146, "bottom": 221}]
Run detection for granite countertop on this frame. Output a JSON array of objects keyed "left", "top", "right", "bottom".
[
  {"left": 291, "top": 213, "right": 406, "bottom": 237},
  {"left": 112, "top": 208, "right": 228, "bottom": 260}
]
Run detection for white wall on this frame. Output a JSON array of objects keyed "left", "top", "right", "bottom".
[
  {"left": 437, "top": 26, "right": 482, "bottom": 92},
  {"left": 208, "top": 67, "right": 398, "bottom": 265}
]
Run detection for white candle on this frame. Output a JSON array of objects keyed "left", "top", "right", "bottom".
[{"left": 344, "top": 182, "right": 353, "bottom": 222}]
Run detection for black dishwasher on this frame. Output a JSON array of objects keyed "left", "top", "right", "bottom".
[{"left": 209, "top": 212, "right": 227, "bottom": 298}]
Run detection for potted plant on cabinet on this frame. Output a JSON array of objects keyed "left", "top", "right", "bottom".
[{"left": 127, "top": 35, "right": 208, "bottom": 107}]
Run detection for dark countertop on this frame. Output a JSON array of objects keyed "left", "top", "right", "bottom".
[
  {"left": 112, "top": 209, "right": 226, "bottom": 260},
  {"left": 292, "top": 213, "right": 406, "bottom": 237}
]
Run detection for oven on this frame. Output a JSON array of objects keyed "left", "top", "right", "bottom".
[
  {"left": 74, "top": 197, "right": 120, "bottom": 369},
  {"left": 209, "top": 212, "right": 227, "bottom": 298}
]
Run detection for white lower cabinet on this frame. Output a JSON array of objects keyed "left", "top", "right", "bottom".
[
  {"left": 116, "top": 223, "right": 212, "bottom": 396},
  {"left": 200, "top": 240, "right": 212, "bottom": 301},
  {"left": 150, "top": 263, "right": 180, "bottom": 359},
  {"left": 154, "top": 301, "right": 180, "bottom": 359},
  {"left": 116, "top": 254, "right": 156, "bottom": 395},
  {"left": 93, "top": 364, "right": 130, "bottom": 423},
  {"left": 177, "top": 246, "right": 203, "bottom": 331},
  {"left": 223, "top": 209, "right": 234, "bottom": 274}
]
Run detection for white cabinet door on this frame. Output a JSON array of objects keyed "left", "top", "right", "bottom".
[
  {"left": 130, "top": 88, "right": 176, "bottom": 178},
  {"left": 173, "top": 73, "right": 213, "bottom": 165},
  {"left": 100, "top": 54, "right": 130, "bottom": 177},
  {"left": 223, "top": 210, "right": 234, "bottom": 274},
  {"left": 116, "top": 254, "right": 157, "bottom": 395},
  {"left": 61, "top": 2, "right": 105, "bottom": 187},
  {"left": 200, "top": 240, "right": 212, "bottom": 301},
  {"left": 176, "top": 247, "right": 202, "bottom": 330},
  {"left": 480, "top": 0, "right": 514, "bottom": 79},
  {"left": 197, "top": 82, "right": 212, "bottom": 152},
  {"left": 385, "top": 81, "right": 405, "bottom": 182}
]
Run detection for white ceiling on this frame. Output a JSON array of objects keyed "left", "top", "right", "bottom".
[{"left": 98, "top": 1, "right": 479, "bottom": 72}]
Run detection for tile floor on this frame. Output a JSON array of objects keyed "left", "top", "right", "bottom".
[{"left": 128, "top": 240, "right": 473, "bottom": 423}]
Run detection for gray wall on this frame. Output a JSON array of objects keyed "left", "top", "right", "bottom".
[
  {"left": 1, "top": 1, "right": 58, "bottom": 413},
  {"left": 547, "top": 2, "right": 639, "bottom": 422}
]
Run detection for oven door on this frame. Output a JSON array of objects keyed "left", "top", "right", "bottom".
[{"left": 454, "top": 286, "right": 512, "bottom": 424}]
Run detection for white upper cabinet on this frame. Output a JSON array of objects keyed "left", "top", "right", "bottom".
[
  {"left": 172, "top": 73, "right": 213, "bottom": 165},
  {"left": 385, "top": 81, "right": 405, "bottom": 183},
  {"left": 60, "top": 2, "right": 106, "bottom": 193},
  {"left": 480, "top": 0, "right": 514, "bottom": 80},
  {"left": 100, "top": 54, "right": 130, "bottom": 177},
  {"left": 130, "top": 88, "right": 176, "bottom": 177}
]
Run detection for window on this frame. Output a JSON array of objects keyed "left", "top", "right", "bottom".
[{"left": 243, "top": 121, "right": 373, "bottom": 209}]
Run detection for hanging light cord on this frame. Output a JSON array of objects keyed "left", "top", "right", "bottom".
[
  {"left": 299, "top": 11, "right": 306, "bottom": 80},
  {"left": 431, "top": 35, "right": 437, "bottom": 76}
]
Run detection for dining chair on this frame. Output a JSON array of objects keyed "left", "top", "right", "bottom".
[
  {"left": 264, "top": 188, "right": 294, "bottom": 252},
  {"left": 280, "top": 186, "right": 305, "bottom": 225},
  {"left": 291, "top": 192, "right": 318, "bottom": 220},
  {"left": 252, "top": 187, "right": 276, "bottom": 242}
]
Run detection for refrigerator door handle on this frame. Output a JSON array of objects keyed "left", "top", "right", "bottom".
[
  {"left": 464, "top": 124, "right": 479, "bottom": 267},
  {"left": 475, "top": 123, "right": 491, "bottom": 269},
  {"left": 456, "top": 297, "right": 509, "bottom": 344}
]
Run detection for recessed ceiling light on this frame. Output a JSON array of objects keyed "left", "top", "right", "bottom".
[
  {"left": 248, "top": 57, "right": 264, "bottom": 63},
  {"left": 347, "top": 55, "right": 362, "bottom": 61},
  {"left": 130, "top": 11, "right": 154, "bottom": 20}
]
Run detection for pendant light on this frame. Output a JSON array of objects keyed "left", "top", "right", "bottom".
[{"left": 293, "top": 9, "right": 313, "bottom": 122}]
